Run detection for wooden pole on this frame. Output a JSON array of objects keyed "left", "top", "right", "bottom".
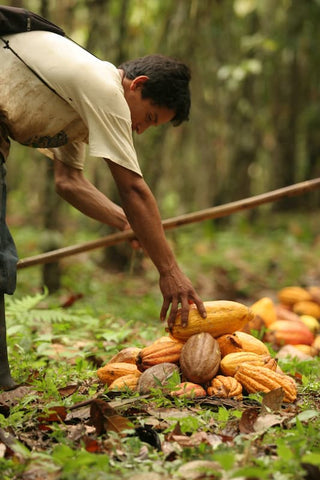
[{"left": 17, "top": 177, "right": 320, "bottom": 269}]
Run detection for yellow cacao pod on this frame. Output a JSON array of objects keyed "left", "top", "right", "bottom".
[
  {"left": 207, "top": 375, "right": 243, "bottom": 399},
  {"left": 293, "top": 344, "right": 318, "bottom": 357},
  {"left": 153, "top": 335, "right": 181, "bottom": 344},
  {"left": 234, "top": 364, "right": 297, "bottom": 403},
  {"left": 250, "top": 297, "right": 277, "bottom": 327},
  {"left": 108, "top": 373, "right": 140, "bottom": 391},
  {"left": 298, "top": 315, "right": 320, "bottom": 334},
  {"left": 180, "top": 332, "right": 221, "bottom": 384},
  {"left": 313, "top": 335, "right": 320, "bottom": 351},
  {"left": 169, "top": 300, "right": 254, "bottom": 342},
  {"left": 220, "top": 351, "right": 277, "bottom": 377},
  {"left": 107, "top": 347, "right": 141, "bottom": 365},
  {"left": 170, "top": 382, "right": 206, "bottom": 398},
  {"left": 277, "top": 286, "right": 312, "bottom": 306},
  {"left": 97, "top": 362, "right": 141, "bottom": 386},
  {"left": 136, "top": 340, "right": 184, "bottom": 372},
  {"left": 217, "top": 331, "right": 269, "bottom": 357},
  {"left": 293, "top": 301, "right": 320, "bottom": 320}
]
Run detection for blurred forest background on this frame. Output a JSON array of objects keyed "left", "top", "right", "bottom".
[{"left": 3, "top": 0, "right": 320, "bottom": 296}]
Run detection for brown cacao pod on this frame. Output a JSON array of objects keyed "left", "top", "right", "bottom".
[
  {"left": 207, "top": 375, "right": 243, "bottom": 399},
  {"left": 217, "top": 331, "right": 269, "bottom": 357},
  {"left": 108, "top": 373, "right": 140, "bottom": 391},
  {"left": 136, "top": 339, "right": 184, "bottom": 372},
  {"left": 293, "top": 301, "right": 320, "bottom": 319},
  {"left": 179, "top": 332, "right": 221, "bottom": 384},
  {"left": 107, "top": 347, "right": 141, "bottom": 365},
  {"left": 277, "top": 286, "right": 312, "bottom": 306},
  {"left": 137, "top": 363, "right": 180, "bottom": 394},
  {"left": 234, "top": 364, "right": 297, "bottom": 402},
  {"left": 250, "top": 297, "right": 277, "bottom": 327},
  {"left": 266, "top": 320, "right": 315, "bottom": 346},
  {"left": 170, "top": 382, "right": 206, "bottom": 398},
  {"left": 97, "top": 362, "right": 141, "bottom": 386},
  {"left": 220, "top": 351, "right": 277, "bottom": 377},
  {"left": 169, "top": 300, "right": 254, "bottom": 342}
]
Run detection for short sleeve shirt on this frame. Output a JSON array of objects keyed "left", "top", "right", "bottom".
[{"left": 0, "top": 31, "right": 142, "bottom": 175}]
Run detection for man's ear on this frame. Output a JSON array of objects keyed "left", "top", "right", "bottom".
[{"left": 130, "top": 75, "right": 149, "bottom": 90}]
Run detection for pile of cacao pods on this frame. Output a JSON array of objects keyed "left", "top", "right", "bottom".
[
  {"left": 250, "top": 285, "right": 320, "bottom": 356},
  {"left": 96, "top": 288, "right": 320, "bottom": 404}
]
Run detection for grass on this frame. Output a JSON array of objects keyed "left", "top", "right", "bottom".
[{"left": 1, "top": 212, "right": 320, "bottom": 479}]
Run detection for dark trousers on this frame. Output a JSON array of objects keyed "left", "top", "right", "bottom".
[{"left": 0, "top": 155, "right": 18, "bottom": 294}]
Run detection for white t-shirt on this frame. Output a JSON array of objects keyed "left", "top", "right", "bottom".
[{"left": 0, "top": 31, "right": 142, "bottom": 175}]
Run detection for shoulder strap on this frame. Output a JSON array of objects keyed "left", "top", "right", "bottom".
[{"left": 0, "top": 37, "right": 64, "bottom": 100}]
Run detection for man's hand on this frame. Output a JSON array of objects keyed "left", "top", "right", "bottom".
[{"left": 159, "top": 266, "right": 207, "bottom": 328}]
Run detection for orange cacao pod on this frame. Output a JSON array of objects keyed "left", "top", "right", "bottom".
[
  {"left": 293, "top": 301, "right": 320, "bottom": 319},
  {"left": 217, "top": 331, "right": 269, "bottom": 357},
  {"left": 136, "top": 340, "right": 184, "bottom": 372},
  {"left": 169, "top": 300, "right": 254, "bottom": 342},
  {"left": 207, "top": 375, "right": 243, "bottom": 399},
  {"left": 266, "top": 320, "right": 315, "bottom": 346},
  {"left": 107, "top": 347, "right": 141, "bottom": 365},
  {"left": 220, "top": 351, "right": 277, "bottom": 377},
  {"left": 108, "top": 373, "right": 140, "bottom": 391},
  {"left": 170, "top": 382, "right": 206, "bottom": 398},
  {"left": 234, "top": 364, "right": 297, "bottom": 402},
  {"left": 180, "top": 332, "right": 221, "bottom": 384},
  {"left": 277, "top": 286, "right": 312, "bottom": 306},
  {"left": 97, "top": 362, "right": 141, "bottom": 386}
]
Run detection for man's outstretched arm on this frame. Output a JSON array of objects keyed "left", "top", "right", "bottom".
[
  {"left": 53, "top": 158, "right": 130, "bottom": 231},
  {"left": 105, "top": 159, "right": 207, "bottom": 327}
]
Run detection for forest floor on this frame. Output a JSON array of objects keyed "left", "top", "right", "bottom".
[{"left": 1, "top": 212, "right": 320, "bottom": 479}]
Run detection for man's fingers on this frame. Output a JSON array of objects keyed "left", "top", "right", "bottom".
[
  {"left": 193, "top": 297, "right": 207, "bottom": 319},
  {"left": 180, "top": 297, "right": 190, "bottom": 328},
  {"left": 160, "top": 298, "right": 170, "bottom": 323},
  {"left": 167, "top": 299, "right": 179, "bottom": 329}
]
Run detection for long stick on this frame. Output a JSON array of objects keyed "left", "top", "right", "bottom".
[{"left": 17, "top": 177, "right": 320, "bottom": 269}]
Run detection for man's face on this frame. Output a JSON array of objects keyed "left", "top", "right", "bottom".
[{"left": 124, "top": 76, "right": 175, "bottom": 135}]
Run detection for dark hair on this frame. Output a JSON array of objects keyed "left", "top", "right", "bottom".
[{"left": 118, "top": 54, "right": 191, "bottom": 126}]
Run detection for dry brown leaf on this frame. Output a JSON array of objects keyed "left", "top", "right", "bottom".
[
  {"left": 253, "top": 413, "right": 284, "bottom": 433},
  {"left": 90, "top": 399, "right": 132, "bottom": 435},
  {"left": 239, "top": 407, "right": 260, "bottom": 434},
  {"left": 261, "top": 387, "right": 284, "bottom": 412}
]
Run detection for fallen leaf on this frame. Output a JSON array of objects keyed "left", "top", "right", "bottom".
[
  {"left": 169, "top": 431, "right": 216, "bottom": 448},
  {"left": 261, "top": 387, "right": 284, "bottom": 412},
  {"left": 90, "top": 399, "right": 132, "bottom": 435},
  {"left": 58, "top": 384, "right": 78, "bottom": 398},
  {"left": 301, "top": 462, "right": 320, "bottom": 480},
  {"left": 0, "top": 386, "right": 35, "bottom": 407},
  {"left": 239, "top": 407, "right": 260, "bottom": 434},
  {"left": 253, "top": 413, "right": 284, "bottom": 433},
  {"left": 177, "top": 460, "right": 221, "bottom": 479}
]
